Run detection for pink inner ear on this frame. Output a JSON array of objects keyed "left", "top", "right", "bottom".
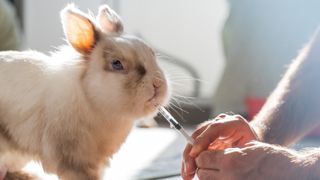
[
  {"left": 66, "top": 12, "right": 96, "bottom": 54},
  {"left": 98, "top": 7, "right": 123, "bottom": 34},
  {"left": 102, "top": 19, "right": 118, "bottom": 33}
]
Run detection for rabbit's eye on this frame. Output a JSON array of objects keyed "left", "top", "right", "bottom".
[{"left": 111, "top": 59, "right": 124, "bottom": 70}]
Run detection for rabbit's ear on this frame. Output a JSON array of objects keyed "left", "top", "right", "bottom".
[
  {"left": 61, "top": 4, "right": 98, "bottom": 54},
  {"left": 97, "top": 4, "right": 123, "bottom": 34}
]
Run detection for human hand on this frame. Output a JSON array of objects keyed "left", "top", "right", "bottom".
[
  {"left": 182, "top": 114, "right": 258, "bottom": 180},
  {"left": 195, "top": 141, "right": 315, "bottom": 180}
]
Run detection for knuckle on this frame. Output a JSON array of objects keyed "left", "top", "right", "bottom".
[
  {"left": 207, "top": 122, "right": 220, "bottom": 130},
  {"left": 233, "top": 116, "right": 250, "bottom": 127},
  {"left": 201, "top": 120, "right": 213, "bottom": 126},
  {"left": 217, "top": 113, "right": 227, "bottom": 118},
  {"left": 233, "top": 114, "right": 245, "bottom": 121}
]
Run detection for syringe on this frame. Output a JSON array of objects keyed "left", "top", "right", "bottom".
[{"left": 158, "top": 106, "right": 194, "bottom": 145}]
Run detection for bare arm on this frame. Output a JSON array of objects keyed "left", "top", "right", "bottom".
[
  {"left": 303, "top": 148, "right": 320, "bottom": 178},
  {"left": 251, "top": 30, "right": 320, "bottom": 146},
  {"left": 183, "top": 30, "right": 320, "bottom": 180}
]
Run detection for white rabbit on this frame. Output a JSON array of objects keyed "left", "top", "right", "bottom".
[{"left": 0, "top": 4, "right": 169, "bottom": 180}]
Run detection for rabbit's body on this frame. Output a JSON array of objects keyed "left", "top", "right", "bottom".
[
  {"left": 0, "top": 4, "right": 168, "bottom": 180},
  {"left": 0, "top": 49, "right": 134, "bottom": 170}
]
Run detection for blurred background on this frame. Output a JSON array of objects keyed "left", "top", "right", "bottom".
[
  {"left": 2, "top": 0, "right": 320, "bottom": 179},
  {"left": 4, "top": 0, "right": 320, "bottom": 122}
]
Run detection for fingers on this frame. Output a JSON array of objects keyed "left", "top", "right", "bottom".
[
  {"left": 182, "top": 113, "right": 259, "bottom": 179},
  {"left": 191, "top": 113, "right": 225, "bottom": 139},
  {"left": 192, "top": 113, "right": 227, "bottom": 139},
  {"left": 182, "top": 159, "right": 196, "bottom": 180},
  {"left": 195, "top": 148, "right": 246, "bottom": 178},
  {"left": 190, "top": 121, "right": 235, "bottom": 157},
  {"left": 194, "top": 145, "right": 273, "bottom": 180},
  {"left": 182, "top": 114, "right": 228, "bottom": 173},
  {"left": 195, "top": 151, "right": 223, "bottom": 180},
  {"left": 188, "top": 114, "right": 227, "bottom": 157},
  {"left": 190, "top": 125, "right": 220, "bottom": 157},
  {"left": 190, "top": 114, "right": 258, "bottom": 157},
  {"left": 195, "top": 150, "right": 223, "bottom": 170},
  {"left": 182, "top": 144, "right": 197, "bottom": 180},
  {"left": 208, "top": 140, "right": 232, "bottom": 150},
  {"left": 192, "top": 122, "right": 211, "bottom": 139}
]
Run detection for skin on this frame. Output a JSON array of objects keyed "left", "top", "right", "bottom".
[
  {"left": 182, "top": 30, "right": 320, "bottom": 180},
  {"left": 195, "top": 141, "right": 320, "bottom": 180}
]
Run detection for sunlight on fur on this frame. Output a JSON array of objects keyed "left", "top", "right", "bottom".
[{"left": 0, "top": 4, "right": 168, "bottom": 180}]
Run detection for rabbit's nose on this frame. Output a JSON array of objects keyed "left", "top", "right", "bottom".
[{"left": 153, "top": 77, "right": 163, "bottom": 89}]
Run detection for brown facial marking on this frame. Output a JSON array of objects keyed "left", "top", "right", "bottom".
[
  {"left": 124, "top": 76, "right": 139, "bottom": 91},
  {"left": 136, "top": 64, "right": 146, "bottom": 77},
  {"left": 93, "top": 29, "right": 100, "bottom": 48},
  {"left": 0, "top": 121, "right": 14, "bottom": 146},
  {"left": 103, "top": 60, "right": 111, "bottom": 72},
  {"left": 102, "top": 47, "right": 123, "bottom": 72}
]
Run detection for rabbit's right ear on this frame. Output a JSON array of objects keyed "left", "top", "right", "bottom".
[
  {"left": 97, "top": 5, "right": 123, "bottom": 34},
  {"left": 61, "top": 4, "right": 98, "bottom": 55}
]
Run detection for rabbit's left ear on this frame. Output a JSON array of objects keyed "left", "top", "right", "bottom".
[
  {"left": 61, "top": 4, "right": 98, "bottom": 55},
  {"left": 97, "top": 5, "right": 123, "bottom": 34}
]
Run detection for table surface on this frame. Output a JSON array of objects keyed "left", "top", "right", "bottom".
[
  {"left": 22, "top": 127, "right": 320, "bottom": 180},
  {"left": 23, "top": 127, "right": 191, "bottom": 180}
]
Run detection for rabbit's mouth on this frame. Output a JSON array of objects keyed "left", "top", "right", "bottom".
[
  {"left": 147, "top": 90, "right": 158, "bottom": 103},
  {"left": 145, "top": 77, "right": 169, "bottom": 110},
  {"left": 146, "top": 87, "right": 168, "bottom": 108}
]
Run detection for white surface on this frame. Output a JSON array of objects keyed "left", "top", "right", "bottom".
[
  {"left": 22, "top": 128, "right": 181, "bottom": 179},
  {"left": 104, "top": 128, "right": 179, "bottom": 179}
]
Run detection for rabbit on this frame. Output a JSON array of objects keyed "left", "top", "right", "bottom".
[{"left": 0, "top": 4, "right": 169, "bottom": 180}]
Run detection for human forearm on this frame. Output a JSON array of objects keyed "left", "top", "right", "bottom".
[
  {"left": 250, "top": 30, "right": 320, "bottom": 146},
  {"left": 295, "top": 148, "right": 320, "bottom": 179}
]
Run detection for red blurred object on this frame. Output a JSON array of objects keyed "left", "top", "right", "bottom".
[
  {"left": 245, "top": 96, "right": 266, "bottom": 120},
  {"left": 245, "top": 96, "right": 320, "bottom": 136}
]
